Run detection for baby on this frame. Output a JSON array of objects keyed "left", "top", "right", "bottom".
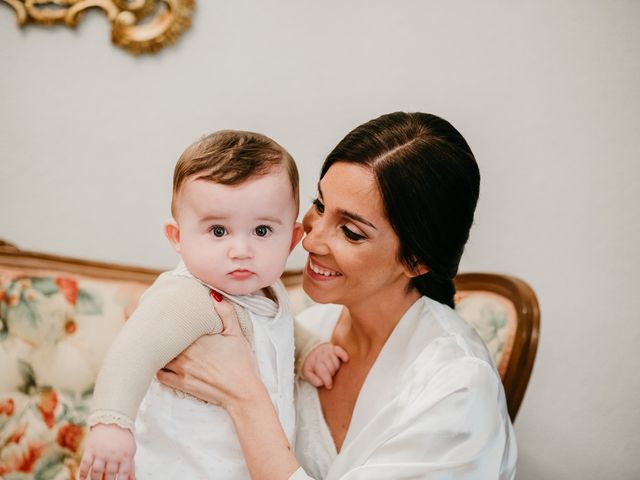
[{"left": 79, "top": 130, "right": 347, "bottom": 480}]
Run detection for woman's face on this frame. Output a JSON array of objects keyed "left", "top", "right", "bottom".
[{"left": 302, "top": 162, "right": 414, "bottom": 308}]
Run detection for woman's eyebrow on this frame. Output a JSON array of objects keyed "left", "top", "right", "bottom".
[
  {"left": 339, "top": 209, "right": 377, "bottom": 229},
  {"left": 318, "top": 184, "right": 377, "bottom": 230}
]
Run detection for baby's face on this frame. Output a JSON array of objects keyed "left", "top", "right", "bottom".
[{"left": 172, "top": 168, "right": 301, "bottom": 296}]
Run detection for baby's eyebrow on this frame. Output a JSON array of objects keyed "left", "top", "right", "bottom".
[
  {"left": 200, "top": 215, "right": 228, "bottom": 222},
  {"left": 256, "top": 216, "right": 283, "bottom": 225},
  {"left": 199, "top": 214, "right": 282, "bottom": 225}
]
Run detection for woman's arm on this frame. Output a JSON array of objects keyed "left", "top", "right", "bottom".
[
  {"left": 156, "top": 298, "right": 303, "bottom": 480},
  {"left": 227, "top": 386, "right": 300, "bottom": 480}
]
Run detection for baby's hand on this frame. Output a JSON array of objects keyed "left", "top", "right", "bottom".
[
  {"left": 78, "top": 423, "right": 136, "bottom": 480},
  {"left": 302, "top": 343, "right": 349, "bottom": 389}
]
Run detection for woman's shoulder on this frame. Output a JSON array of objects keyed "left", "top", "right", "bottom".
[
  {"left": 401, "top": 298, "right": 508, "bottom": 417},
  {"left": 411, "top": 296, "right": 499, "bottom": 374}
]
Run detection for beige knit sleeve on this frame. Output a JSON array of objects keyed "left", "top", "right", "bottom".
[
  {"left": 294, "top": 320, "right": 327, "bottom": 378},
  {"left": 88, "top": 274, "right": 252, "bottom": 431}
]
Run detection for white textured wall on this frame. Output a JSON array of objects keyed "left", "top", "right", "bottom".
[{"left": 1, "top": 1, "right": 639, "bottom": 478}]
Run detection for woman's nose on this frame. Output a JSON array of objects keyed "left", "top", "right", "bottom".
[
  {"left": 301, "top": 209, "right": 329, "bottom": 255},
  {"left": 302, "top": 208, "right": 314, "bottom": 234}
]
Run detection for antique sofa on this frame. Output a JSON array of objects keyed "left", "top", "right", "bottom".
[{"left": 0, "top": 240, "right": 539, "bottom": 479}]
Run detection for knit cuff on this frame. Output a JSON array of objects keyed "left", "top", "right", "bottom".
[{"left": 87, "top": 410, "right": 135, "bottom": 433}]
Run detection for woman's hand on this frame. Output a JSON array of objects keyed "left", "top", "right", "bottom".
[{"left": 156, "top": 298, "right": 261, "bottom": 408}]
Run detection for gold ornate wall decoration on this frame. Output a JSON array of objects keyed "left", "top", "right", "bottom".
[{"left": 2, "top": 0, "right": 195, "bottom": 54}]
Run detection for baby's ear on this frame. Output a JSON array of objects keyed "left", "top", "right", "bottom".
[
  {"left": 164, "top": 219, "right": 181, "bottom": 253},
  {"left": 289, "top": 222, "right": 305, "bottom": 252}
]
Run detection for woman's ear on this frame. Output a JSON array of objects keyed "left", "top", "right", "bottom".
[
  {"left": 164, "top": 219, "right": 181, "bottom": 253},
  {"left": 289, "top": 222, "right": 305, "bottom": 252},
  {"left": 403, "top": 258, "right": 429, "bottom": 279}
]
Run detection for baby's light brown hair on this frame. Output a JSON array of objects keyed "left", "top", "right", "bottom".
[{"left": 171, "top": 130, "right": 299, "bottom": 218}]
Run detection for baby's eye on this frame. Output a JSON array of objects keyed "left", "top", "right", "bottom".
[
  {"left": 254, "top": 225, "right": 273, "bottom": 237},
  {"left": 210, "top": 225, "right": 227, "bottom": 237}
]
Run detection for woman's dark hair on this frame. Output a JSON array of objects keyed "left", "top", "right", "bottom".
[{"left": 321, "top": 112, "right": 480, "bottom": 308}]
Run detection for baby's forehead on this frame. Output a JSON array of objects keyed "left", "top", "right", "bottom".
[
  {"left": 184, "top": 166, "right": 292, "bottom": 194},
  {"left": 176, "top": 172, "right": 298, "bottom": 219}
]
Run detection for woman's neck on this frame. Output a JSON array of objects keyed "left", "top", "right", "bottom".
[{"left": 335, "top": 287, "right": 422, "bottom": 360}]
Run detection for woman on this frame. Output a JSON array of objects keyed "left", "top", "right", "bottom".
[{"left": 157, "top": 112, "right": 517, "bottom": 479}]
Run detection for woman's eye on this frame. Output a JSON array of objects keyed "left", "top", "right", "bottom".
[
  {"left": 341, "top": 226, "right": 365, "bottom": 241},
  {"left": 254, "top": 225, "right": 272, "bottom": 237},
  {"left": 312, "top": 198, "right": 325, "bottom": 214},
  {"left": 210, "top": 225, "right": 227, "bottom": 237}
]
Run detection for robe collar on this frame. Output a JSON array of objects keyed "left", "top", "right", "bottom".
[{"left": 327, "top": 296, "right": 433, "bottom": 478}]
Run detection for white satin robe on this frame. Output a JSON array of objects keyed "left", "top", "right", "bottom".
[{"left": 291, "top": 298, "right": 517, "bottom": 480}]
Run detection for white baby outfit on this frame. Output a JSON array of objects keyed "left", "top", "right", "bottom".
[{"left": 89, "top": 262, "right": 295, "bottom": 480}]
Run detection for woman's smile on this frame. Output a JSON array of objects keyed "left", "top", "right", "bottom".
[{"left": 306, "top": 257, "right": 343, "bottom": 280}]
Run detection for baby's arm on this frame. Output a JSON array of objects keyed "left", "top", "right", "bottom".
[
  {"left": 294, "top": 321, "right": 349, "bottom": 389},
  {"left": 80, "top": 275, "right": 249, "bottom": 480}
]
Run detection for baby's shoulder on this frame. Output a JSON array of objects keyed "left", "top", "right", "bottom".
[{"left": 139, "top": 272, "right": 211, "bottom": 308}]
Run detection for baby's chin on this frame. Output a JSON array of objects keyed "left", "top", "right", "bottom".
[
  {"left": 204, "top": 277, "right": 278, "bottom": 297},
  {"left": 232, "top": 288, "right": 270, "bottom": 298}
]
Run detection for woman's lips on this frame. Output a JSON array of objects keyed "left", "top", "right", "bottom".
[
  {"left": 228, "top": 269, "right": 255, "bottom": 280},
  {"left": 306, "top": 257, "right": 342, "bottom": 281}
]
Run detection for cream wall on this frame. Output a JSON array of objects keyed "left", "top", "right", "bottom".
[{"left": 1, "top": 1, "right": 639, "bottom": 478}]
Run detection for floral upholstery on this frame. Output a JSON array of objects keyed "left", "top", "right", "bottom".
[
  {"left": 454, "top": 290, "right": 516, "bottom": 377},
  {"left": 0, "top": 268, "right": 148, "bottom": 479},
  {"left": 0, "top": 266, "right": 518, "bottom": 479}
]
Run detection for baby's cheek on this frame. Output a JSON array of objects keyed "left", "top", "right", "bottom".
[
  {"left": 194, "top": 270, "right": 225, "bottom": 289},
  {"left": 254, "top": 259, "right": 283, "bottom": 283}
]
